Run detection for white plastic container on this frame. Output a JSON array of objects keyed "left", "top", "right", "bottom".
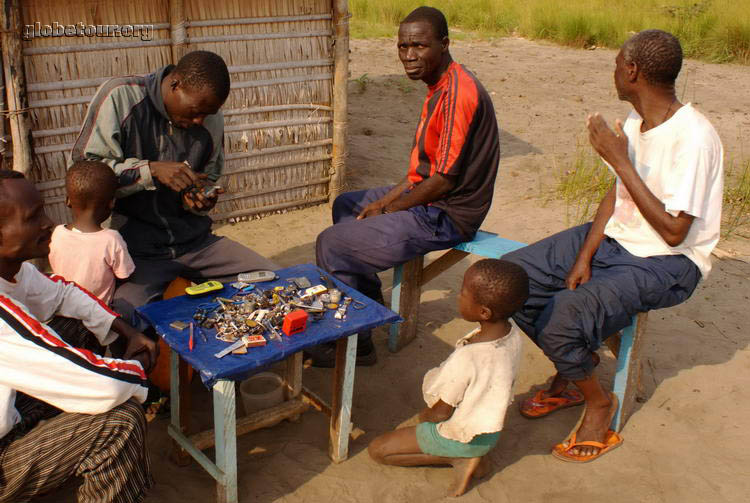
[{"left": 239, "top": 372, "right": 284, "bottom": 415}]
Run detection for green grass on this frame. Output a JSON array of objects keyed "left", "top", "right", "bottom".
[
  {"left": 723, "top": 157, "right": 750, "bottom": 239},
  {"left": 349, "top": 0, "right": 750, "bottom": 65},
  {"left": 556, "top": 144, "right": 614, "bottom": 226}
]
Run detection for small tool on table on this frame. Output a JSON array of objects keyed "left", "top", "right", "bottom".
[
  {"left": 214, "top": 339, "right": 246, "bottom": 358},
  {"left": 196, "top": 324, "right": 208, "bottom": 343},
  {"left": 189, "top": 322, "right": 194, "bottom": 351}
]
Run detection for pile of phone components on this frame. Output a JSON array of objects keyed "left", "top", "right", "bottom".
[{"left": 191, "top": 274, "right": 365, "bottom": 358}]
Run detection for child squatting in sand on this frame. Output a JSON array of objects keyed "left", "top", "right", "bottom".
[
  {"left": 48, "top": 160, "right": 135, "bottom": 306},
  {"left": 368, "top": 259, "right": 529, "bottom": 497}
]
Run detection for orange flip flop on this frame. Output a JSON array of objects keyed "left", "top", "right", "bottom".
[
  {"left": 519, "top": 389, "right": 585, "bottom": 419},
  {"left": 551, "top": 429, "right": 624, "bottom": 463}
]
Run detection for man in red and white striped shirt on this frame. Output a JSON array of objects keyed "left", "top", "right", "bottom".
[{"left": 0, "top": 170, "right": 156, "bottom": 503}]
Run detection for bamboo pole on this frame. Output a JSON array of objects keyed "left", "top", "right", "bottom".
[
  {"left": 224, "top": 138, "right": 332, "bottom": 160},
  {"left": 188, "top": 13, "right": 331, "bottom": 27},
  {"left": 27, "top": 59, "right": 333, "bottom": 93},
  {"left": 211, "top": 194, "right": 329, "bottom": 221},
  {"left": 187, "top": 30, "right": 330, "bottom": 44},
  {"left": 170, "top": 0, "right": 187, "bottom": 64},
  {"left": 28, "top": 73, "right": 333, "bottom": 108},
  {"left": 1, "top": 0, "right": 33, "bottom": 174},
  {"left": 0, "top": 50, "right": 6, "bottom": 165},
  {"left": 329, "top": 0, "right": 349, "bottom": 203},
  {"left": 224, "top": 117, "right": 331, "bottom": 133},
  {"left": 24, "top": 39, "right": 171, "bottom": 56}
]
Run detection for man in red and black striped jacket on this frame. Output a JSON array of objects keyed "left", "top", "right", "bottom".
[{"left": 313, "top": 7, "right": 500, "bottom": 367}]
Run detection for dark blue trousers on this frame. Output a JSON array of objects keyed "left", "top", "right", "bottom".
[
  {"left": 503, "top": 223, "right": 701, "bottom": 381},
  {"left": 316, "top": 186, "right": 465, "bottom": 304}
]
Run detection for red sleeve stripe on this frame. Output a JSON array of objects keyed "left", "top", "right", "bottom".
[
  {"left": 435, "top": 70, "right": 452, "bottom": 174},
  {"left": 438, "top": 67, "right": 461, "bottom": 174},
  {"left": 0, "top": 295, "right": 146, "bottom": 381},
  {"left": 46, "top": 274, "right": 119, "bottom": 318}
]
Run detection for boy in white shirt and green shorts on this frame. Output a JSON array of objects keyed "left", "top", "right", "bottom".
[{"left": 368, "top": 259, "right": 529, "bottom": 497}]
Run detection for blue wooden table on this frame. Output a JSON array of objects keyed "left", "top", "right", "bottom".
[{"left": 137, "top": 264, "right": 400, "bottom": 503}]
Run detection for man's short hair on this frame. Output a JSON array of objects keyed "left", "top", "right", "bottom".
[
  {"left": 466, "top": 259, "right": 529, "bottom": 321},
  {"left": 66, "top": 160, "right": 118, "bottom": 207},
  {"left": 174, "top": 50, "right": 231, "bottom": 102},
  {"left": 623, "top": 29, "right": 683, "bottom": 86},
  {"left": 0, "top": 170, "right": 26, "bottom": 215},
  {"left": 401, "top": 6, "right": 449, "bottom": 39}
]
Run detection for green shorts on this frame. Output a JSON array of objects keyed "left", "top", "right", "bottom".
[{"left": 416, "top": 421, "right": 499, "bottom": 458}]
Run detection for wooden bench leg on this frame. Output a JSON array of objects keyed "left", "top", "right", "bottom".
[
  {"left": 388, "top": 256, "right": 424, "bottom": 353},
  {"left": 610, "top": 312, "right": 648, "bottom": 432},
  {"left": 388, "top": 250, "right": 469, "bottom": 353}
]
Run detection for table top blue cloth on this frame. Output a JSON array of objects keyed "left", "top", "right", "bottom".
[{"left": 136, "top": 264, "right": 401, "bottom": 388}]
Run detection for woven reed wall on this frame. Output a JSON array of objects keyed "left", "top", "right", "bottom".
[{"left": 17, "top": 0, "right": 339, "bottom": 224}]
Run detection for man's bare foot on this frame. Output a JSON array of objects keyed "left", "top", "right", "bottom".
[
  {"left": 542, "top": 353, "right": 600, "bottom": 399},
  {"left": 565, "top": 391, "right": 614, "bottom": 458},
  {"left": 447, "top": 456, "right": 490, "bottom": 497}
]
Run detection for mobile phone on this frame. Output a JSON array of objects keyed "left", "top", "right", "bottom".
[
  {"left": 203, "top": 185, "right": 221, "bottom": 197},
  {"left": 293, "top": 277, "right": 312, "bottom": 289},
  {"left": 237, "top": 270, "right": 278, "bottom": 283},
  {"left": 185, "top": 280, "right": 224, "bottom": 296}
]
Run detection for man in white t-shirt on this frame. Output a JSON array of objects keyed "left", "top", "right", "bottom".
[
  {"left": 0, "top": 171, "right": 157, "bottom": 502},
  {"left": 504, "top": 29, "right": 723, "bottom": 463}
]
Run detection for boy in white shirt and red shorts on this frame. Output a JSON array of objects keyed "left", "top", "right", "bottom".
[{"left": 368, "top": 259, "right": 529, "bottom": 497}]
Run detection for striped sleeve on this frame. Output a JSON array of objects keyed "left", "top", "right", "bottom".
[
  {"left": 18, "top": 263, "right": 119, "bottom": 347},
  {"left": 44, "top": 274, "right": 120, "bottom": 347},
  {"left": 70, "top": 78, "right": 155, "bottom": 195},
  {"left": 0, "top": 296, "right": 148, "bottom": 414},
  {"left": 435, "top": 68, "right": 480, "bottom": 176}
]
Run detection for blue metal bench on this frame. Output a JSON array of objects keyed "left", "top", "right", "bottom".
[{"left": 389, "top": 230, "right": 646, "bottom": 432}]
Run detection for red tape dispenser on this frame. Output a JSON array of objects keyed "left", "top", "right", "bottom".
[{"left": 282, "top": 309, "right": 308, "bottom": 336}]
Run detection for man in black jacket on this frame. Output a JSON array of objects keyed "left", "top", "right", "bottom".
[{"left": 72, "top": 51, "right": 275, "bottom": 326}]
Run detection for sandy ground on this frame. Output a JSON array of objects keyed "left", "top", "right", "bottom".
[{"left": 46, "top": 37, "right": 750, "bottom": 502}]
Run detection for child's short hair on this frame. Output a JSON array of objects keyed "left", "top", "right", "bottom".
[
  {"left": 66, "top": 160, "right": 117, "bottom": 207},
  {"left": 465, "top": 259, "right": 529, "bottom": 321}
]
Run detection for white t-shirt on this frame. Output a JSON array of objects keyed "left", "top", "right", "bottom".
[
  {"left": 422, "top": 321, "right": 522, "bottom": 443},
  {"left": 603, "top": 104, "right": 723, "bottom": 278}
]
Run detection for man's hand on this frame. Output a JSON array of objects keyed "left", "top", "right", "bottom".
[
  {"left": 150, "top": 161, "right": 206, "bottom": 192},
  {"left": 587, "top": 113, "right": 630, "bottom": 172},
  {"left": 183, "top": 186, "right": 224, "bottom": 212},
  {"left": 357, "top": 199, "right": 387, "bottom": 220},
  {"left": 122, "top": 332, "right": 159, "bottom": 373},
  {"left": 565, "top": 258, "right": 592, "bottom": 290},
  {"left": 111, "top": 318, "right": 159, "bottom": 373}
]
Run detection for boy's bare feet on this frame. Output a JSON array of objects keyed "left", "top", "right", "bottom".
[{"left": 447, "top": 455, "right": 490, "bottom": 497}]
